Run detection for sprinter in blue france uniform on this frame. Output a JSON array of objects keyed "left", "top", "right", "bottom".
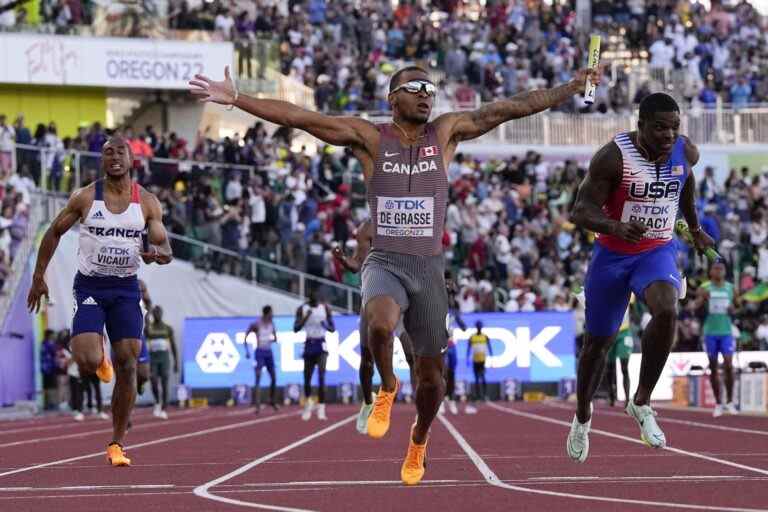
[{"left": 27, "top": 136, "right": 172, "bottom": 467}]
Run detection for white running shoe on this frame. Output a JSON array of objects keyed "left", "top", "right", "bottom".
[
  {"left": 73, "top": 412, "right": 85, "bottom": 422},
  {"left": 157, "top": 410, "right": 168, "bottom": 420},
  {"left": 713, "top": 404, "right": 724, "bottom": 418},
  {"left": 448, "top": 400, "right": 458, "bottom": 415},
  {"left": 566, "top": 414, "right": 591, "bottom": 463},
  {"left": 626, "top": 401, "right": 666, "bottom": 448},
  {"left": 464, "top": 405, "right": 478, "bottom": 414},
  {"left": 97, "top": 411, "right": 109, "bottom": 420},
  {"left": 316, "top": 403, "right": 327, "bottom": 421},
  {"left": 356, "top": 402, "right": 374, "bottom": 434},
  {"left": 725, "top": 402, "right": 739, "bottom": 415},
  {"left": 153, "top": 404, "right": 162, "bottom": 418},
  {"left": 301, "top": 402, "right": 314, "bottom": 421}
]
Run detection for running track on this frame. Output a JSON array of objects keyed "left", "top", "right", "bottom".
[{"left": 1, "top": 401, "right": 767, "bottom": 511}]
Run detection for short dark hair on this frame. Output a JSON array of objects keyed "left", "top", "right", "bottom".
[
  {"left": 389, "top": 65, "right": 429, "bottom": 93},
  {"left": 639, "top": 92, "right": 679, "bottom": 120},
  {"left": 262, "top": 305, "right": 272, "bottom": 315}
]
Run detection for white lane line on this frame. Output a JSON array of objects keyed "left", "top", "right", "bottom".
[
  {"left": 527, "top": 475, "right": 759, "bottom": 482},
  {"left": 4, "top": 477, "right": 768, "bottom": 501},
  {"left": 3, "top": 475, "right": 763, "bottom": 495},
  {"left": 0, "top": 485, "right": 484, "bottom": 502},
  {"left": 0, "top": 408, "right": 240, "bottom": 449},
  {"left": 0, "top": 411, "right": 298, "bottom": 478},
  {"left": 488, "top": 403, "right": 768, "bottom": 477},
  {"left": 238, "top": 479, "right": 464, "bottom": 487},
  {"left": 0, "top": 484, "right": 175, "bottom": 491},
  {"left": 193, "top": 414, "right": 356, "bottom": 512},
  {"left": 439, "top": 412, "right": 768, "bottom": 512},
  {"left": 0, "top": 407, "right": 208, "bottom": 437},
  {"left": 545, "top": 402, "right": 768, "bottom": 437}
]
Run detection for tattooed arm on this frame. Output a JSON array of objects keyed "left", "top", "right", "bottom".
[{"left": 437, "top": 68, "right": 601, "bottom": 143}]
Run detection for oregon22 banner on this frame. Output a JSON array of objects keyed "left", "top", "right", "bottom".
[{"left": 182, "top": 312, "right": 576, "bottom": 388}]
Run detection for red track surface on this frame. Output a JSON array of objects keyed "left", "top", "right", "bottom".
[{"left": 1, "top": 401, "right": 767, "bottom": 511}]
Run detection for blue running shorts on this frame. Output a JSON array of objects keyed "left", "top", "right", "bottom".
[
  {"left": 585, "top": 241, "right": 680, "bottom": 337},
  {"left": 705, "top": 335, "right": 735, "bottom": 358},
  {"left": 72, "top": 273, "right": 143, "bottom": 343}
]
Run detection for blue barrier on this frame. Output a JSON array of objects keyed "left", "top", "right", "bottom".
[{"left": 182, "top": 312, "right": 576, "bottom": 389}]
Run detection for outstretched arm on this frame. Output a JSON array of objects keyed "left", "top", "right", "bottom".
[
  {"left": 190, "top": 66, "right": 378, "bottom": 149},
  {"left": 439, "top": 68, "right": 601, "bottom": 142}
]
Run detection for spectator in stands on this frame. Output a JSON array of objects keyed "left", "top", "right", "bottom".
[
  {"left": 235, "top": 11, "right": 255, "bottom": 79},
  {"left": 40, "top": 329, "right": 59, "bottom": 410},
  {"left": 87, "top": 122, "right": 106, "bottom": 153},
  {"left": 757, "top": 315, "right": 768, "bottom": 350},
  {"left": 0, "top": 114, "right": 15, "bottom": 179},
  {"left": 699, "top": 81, "right": 718, "bottom": 107},
  {"left": 215, "top": 6, "right": 235, "bottom": 40},
  {"left": 701, "top": 203, "right": 721, "bottom": 243},
  {"left": 0, "top": 0, "right": 16, "bottom": 28},
  {"left": 730, "top": 76, "right": 753, "bottom": 109}
]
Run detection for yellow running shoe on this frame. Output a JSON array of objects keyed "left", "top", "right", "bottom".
[
  {"left": 106, "top": 443, "right": 131, "bottom": 467},
  {"left": 367, "top": 378, "right": 399, "bottom": 439},
  {"left": 95, "top": 341, "right": 113, "bottom": 383},
  {"left": 401, "top": 423, "right": 427, "bottom": 485}
]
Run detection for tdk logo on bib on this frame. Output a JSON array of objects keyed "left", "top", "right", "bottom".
[{"left": 384, "top": 199, "right": 426, "bottom": 210}]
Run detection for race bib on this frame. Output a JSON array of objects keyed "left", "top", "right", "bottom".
[
  {"left": 620, "top": 201, "right": 675, "bottom": 240},
  {"left": 149, "top": 338, "right": 170, "bottom": 352},
  {"left": 709, "top": 291, "right": 730, "bottom": 314},
  {"left": 376, "top": 196, "right": 434, "bottom": 238},
  {"left": 93, "top": 245, "right": 138, "bottom": 275}
]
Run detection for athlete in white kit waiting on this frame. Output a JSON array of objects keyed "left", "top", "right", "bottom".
[
  {"left": 294, "top": 291, "right": 336, "bottom": 420},
  {"left": 245, "top": 305, "right": 279, "bottom": 413}
]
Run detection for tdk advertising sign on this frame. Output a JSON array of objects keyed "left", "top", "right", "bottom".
[{"left": 183, "top": 312, "right": 576, "bottom": 388}]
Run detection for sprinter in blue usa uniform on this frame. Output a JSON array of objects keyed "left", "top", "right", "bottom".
[
  {"left": 567, "top": 94, "right": 714, "bottom": 462},
  {"left": 27, "top": 136, "right": 172, "bottom": 467}
]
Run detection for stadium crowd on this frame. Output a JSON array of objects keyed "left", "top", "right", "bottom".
[
  {"left": 2, "top": 1, "right": 767, "bottom": 110},
  {"left": 3, "top": 111, "right": 768, "bottom": 352}
]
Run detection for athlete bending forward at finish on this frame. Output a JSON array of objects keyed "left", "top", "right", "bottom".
[
  {"left": 27, "top": 137, "right": 172, "bottom": 466},
  {"left": 567, "top": 93, "right": 714, "bottom": 462},
  {"left": 190, "top": 63, "right": 599, "bottom": 485}
]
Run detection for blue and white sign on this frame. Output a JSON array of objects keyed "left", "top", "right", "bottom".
[{"left": 183, "top": 312, "right": 576, "bottom": 388}]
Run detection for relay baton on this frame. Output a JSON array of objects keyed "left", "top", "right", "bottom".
[{"left": 584, "top": 35, "right": 601, "bottom": 105}]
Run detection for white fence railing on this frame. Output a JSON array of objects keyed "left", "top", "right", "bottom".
[{"left": 361, "top": 106, "right": 768, "bottom": 146}]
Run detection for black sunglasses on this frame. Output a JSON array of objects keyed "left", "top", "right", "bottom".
[{"left": 391, "top": 80, "right": 437, "bottom": 97}]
